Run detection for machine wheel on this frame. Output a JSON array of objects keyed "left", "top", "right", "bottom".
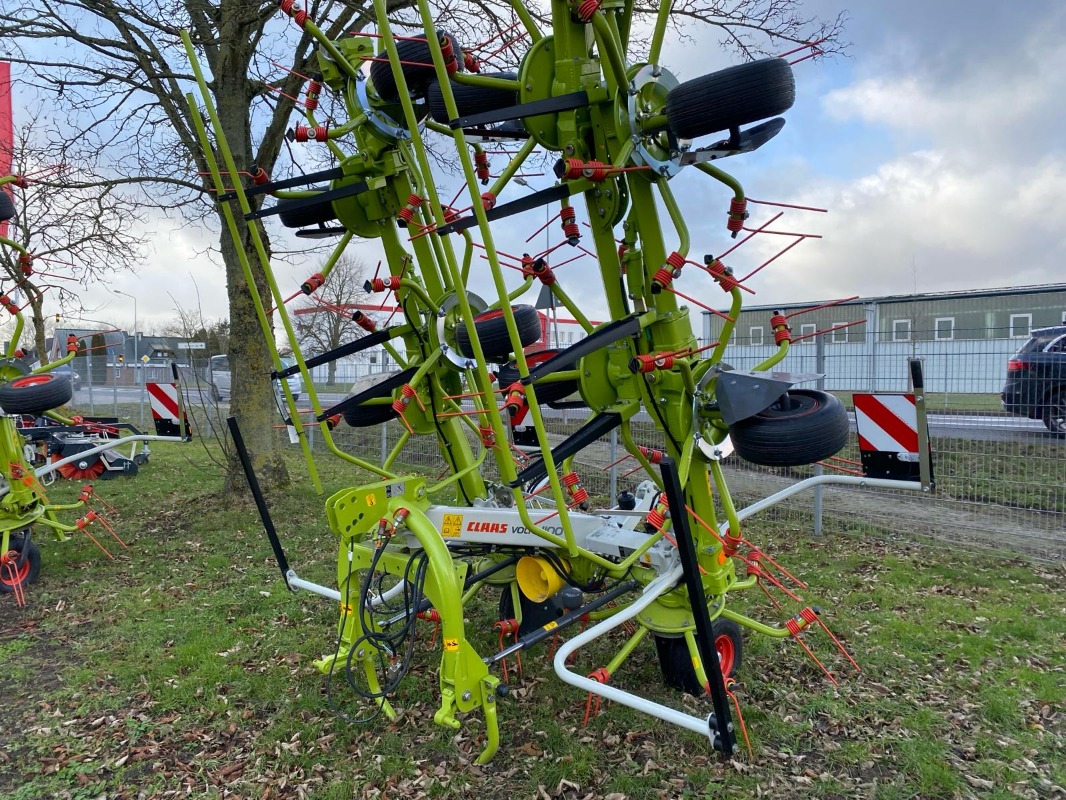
[
  {"left": 370, "top": 33, "right": 462, "bottom": 103},
  {"left": 495, "top": 349, "right": 580, "bottom": 404},
  {"left": 341, "top": 372, "right": 402, "bottom": 428},
  {"left": 655, "top": 619, "right": 744, "bottom": 695},
  {"left": 0, "top": 191, "right": 14, "bottom": 222},
  {"left": 427, "top": 72, "right": 518, "bottom": 124},
  {"left": 0, "top": 374, "right": 73, "bottom": 415},
  {"left": 1043, "top": 392, "right": 1066, "bottom": 436},
  {"left": 276, "top": 189, "right": 339, "bottom": 229},
  {"left": 456, "top": 305, "right": 542, "bottom": 363},
  {"left": 729, "top": 389, "right": 849, "bottom": 467},
  {"left": 665, "top": 58, "right": 795, "bottom": 140},
  {"left": 0, "top": 531, "right": 41, "bottom": 594}
]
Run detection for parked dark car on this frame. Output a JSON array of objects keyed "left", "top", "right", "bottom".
[
  {"left": 1001, "top": 325, "right": 1066, "bottom": 435},
  {"left": 50, "top": 363, "right": 84, "bottom": 390}
]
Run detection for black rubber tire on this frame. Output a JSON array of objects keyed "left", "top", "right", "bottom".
[
  {"left": 1043, "top": 392, "right": 1066, "bottom": 437},
  {"left": 1, "top": 531, "right": 41, "bottom": 594},
  {"left": 457, "top": 305, "right": 542, "bottom": 363},
  {"left": 0, "top": 190, "right": 14, "bottom": 222},
  {"left": 655, "top": 619, "right": 744, "bottom": 695},
  {"left": 275, "top": 188, "right": 339, "bottom": 229},
  {"left": 0, "top": 374, "right": 73, "bottom": 416},
  {"left": 427, "top": 72, "right": 519, "bottom": 124},
  {"left": 370, "top": 33, "right": 462, "bottom": 103},
  {"left": 665, "top": 58, "right": 795, "bottom": 140},
  {"left": 340, "top": 372, "right": 403, "bottom": 428},
  {"left": 495, "top": 349, "right": 580, "bottom": 404},
  {"left": 730, "top": 388, "right": 849, "bottom": 467}
]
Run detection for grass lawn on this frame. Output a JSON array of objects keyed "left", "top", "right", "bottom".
[{"left": 1, "top": 445, "right": 1063, "bottom": 799}]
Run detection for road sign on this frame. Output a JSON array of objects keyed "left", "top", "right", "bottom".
[
  {"left": 177, "top": 342, "right": 206, "bottom": 350},
  {"left": 141, "top": 354, "right": 150, "bottom": 363}
]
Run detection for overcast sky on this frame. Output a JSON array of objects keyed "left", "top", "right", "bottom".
[{"left": 49, "top": 1, "right": 1066, "bottom": 333}]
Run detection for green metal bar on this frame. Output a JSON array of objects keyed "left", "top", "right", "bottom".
[
  {"left": 648, "top": 0, "right": 671, "bottom": 65},
  {"left": 657, "top": 179, "right": 690, "bottom": 260},
  {"left": 590, "top": 14, "right": 630, "bottom": 94},
  {"left": 508, "top": 0, "right": 543, "bottom": 43},
  {"left": 754, "top": 339, "right": 790, "bottom": 372},
  {"left": 382, "top": 427, "right": 411, "bottom": 471},
  {"left": 451, "top": 73, "right": 521, "bottom": 91},
  {"left": 485, "top": 137, "right": 537, "bottom": 200},
  {"left": 603, "top": 624, "right": 649, "bottom": 675},
  {"left": 695, "top": 161, "right": 745, "bottom": 205}
]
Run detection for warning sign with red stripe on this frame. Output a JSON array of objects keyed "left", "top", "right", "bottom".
[
  {"left": 147, "top": 382, "right": 180, "bottom": 422},
  {"left": 853, "top": 393, "right": 918, "bottom": 454}
]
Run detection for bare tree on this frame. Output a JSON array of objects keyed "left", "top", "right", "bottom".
[
  {"left": 0, "top": 0, "right": 844, "bottom": 491},
  {"left": 0, "top": 123, "right": 146, "bottom": 361},
  {"left": 292, "top": 256, "right": 371, "bottom": 386}
]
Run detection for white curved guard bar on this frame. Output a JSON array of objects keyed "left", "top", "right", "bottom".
[{"left": 552, "top": 565, "right": 717, "bottom": 741}]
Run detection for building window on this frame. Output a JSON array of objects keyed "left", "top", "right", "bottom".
[
  {"left": 832, "top": 324, "right": 850, "bottom": 343},
  {"left": 1010, "top": 314, "right": 1032, "bottom": 338},
  {"left": 749, "top": 326, "right": 764, "bottom": 346},
  {"left": 934, "top": 317, "right": 955, "bottom": 341},
  {"left": 892, "top": 319, "right": 911, "bottom": 342},
  {"left": 799, "top": 323, "right": 816, "bottom": 343}
]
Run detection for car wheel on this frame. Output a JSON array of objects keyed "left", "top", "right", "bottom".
[
  {"left": 427, "top": 72, "right": 518, "bottom": 124},
  {"left": 1043, "top": 392, "right": 1066, "bottom": 437},
  {"left": 370, "top": 32, "right": 463, "bottom": 103},
  {"left": 729, "top": 389, "right": 849, "bottom": 467},
  {"left": 1, "top": 530, "right": 41, "bottom": 594},
  {"left": 0, "top": 374, "right": 74, "bottom": 415}
]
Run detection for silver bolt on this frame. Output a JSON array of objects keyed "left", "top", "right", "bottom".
[{"left": 462, "top": 691, "right": 472, "bottom": 701}]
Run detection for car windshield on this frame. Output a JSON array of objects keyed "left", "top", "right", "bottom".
[{"left": 1017, "top": 329, "right": 1066, "bottom": 354}]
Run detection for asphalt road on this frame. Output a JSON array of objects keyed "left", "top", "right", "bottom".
[{"left": 70, "top": 386, "right": 1057, "bottom": 443}]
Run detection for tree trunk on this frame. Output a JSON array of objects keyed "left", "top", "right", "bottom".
[{"left": 327, "top": 359, "right": 336, "bottom": 385}]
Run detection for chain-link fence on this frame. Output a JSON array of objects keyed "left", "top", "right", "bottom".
[{"left": 284, "top": 323, "right": 1065, "bottom": 562}]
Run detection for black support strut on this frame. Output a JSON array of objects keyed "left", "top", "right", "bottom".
[{"left": 658, "top": 457, "right": 737, "bottom": 757}]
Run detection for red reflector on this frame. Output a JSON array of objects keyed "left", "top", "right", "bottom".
[{"left": 1007, "top": 359, "right": 1027, "bottom": 372}]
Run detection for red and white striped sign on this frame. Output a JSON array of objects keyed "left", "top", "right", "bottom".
[
  {"left": 853, "top": 393, "right": 919, "bottom": 454},
  {"left": 147, "top": 382, "right": 181, "bottom": 422}
]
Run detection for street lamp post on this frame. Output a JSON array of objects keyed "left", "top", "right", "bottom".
[{"left": 114, "top": 289, "right": 143, "bottom": 423}]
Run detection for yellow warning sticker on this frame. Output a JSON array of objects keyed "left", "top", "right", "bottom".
[
  {"left": 443, "top": 637, "right": 459, "bottom": 651},
  {"left": 543, "top": 621, "right": 558, "bottom": 631},
  {"left": 365, "top": 494, "right": 376, "bottom": 507},
  {"left": 691, "top": 655, "right": 701, "bottom": 671},
  {"left": 441, "top": 514, "right": 463, "bottom": 537}
]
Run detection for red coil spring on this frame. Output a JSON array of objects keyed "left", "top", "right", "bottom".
[
  {"left": 294, "top": 124, "right": 328, "bottom": 142},
  {"left": 560, "top": 205, "right": 580, "bottom": 242},
  {"left": 771, "top": 313, "right": 791, "bottom": 345},
  {"left": 638, "top": 445, "right": 664, "bottom": 464},
  {"left": 770, "top": 313, "right": 788, "bottom": 329},
  {"left": 325, "top": 414, "right": 341, "bottom": 431},
  {"left": 367, "top": 275, "right": 401, "bottom": 292},
  {"left": 560, "top": 158, "right": 610, "bottom": 182},
  {"left": 726, "top": 198, "right": 748, "bottom": 232},
  {"left": 562, "top": 472, "right": 581, "bottom": 487},
  {"left": 530, "top": 258, "right": 555, "bottom": 286},
  {"left": 439, "top": 36, "right": 459, "bottom": 75},
  {"left": 774, "top": 327, "right": 792, "bottom": 345},
  {"left": 479, "top": 425, "right": 496, "bottom": 447},
  {"left": 646, "top": 506, "right": 667, "bottom": 531},
  {"left": 278, "top": 0, "right": 310, "bottom": 29},
  {"left": 250, "top": 166, "right": 270, "bottom": 185},
  {"left": 66, "top": 334, "right": 80, "bottom": 352},
  {"left": 300, "top": 272, "right": 325, "bottom": 294},
  {"left": 651, "top": 266, "right": 674, "bottom": 291},
  {"left": 665, "top": 251, "right": 686, "bottom": 274},
  {"left": 785, "top": 608, "right": 817, "bottom": 635},
  {"left": 481, "top": 192, "right": 497, "bottom": 210},
  {"left": 352, "top": 310, "right": 377, "bottom": 332},
  {"left": 18, "top": 253, "right": 32, "bottom": 275},
  {"left": 706, "top": 258, "right": 739, "bottom": 292},
  {"left": 576, "top": 0, "right": 601, "bottom": 22},
  {"left": 391, "top": 397, "right": 407, "bottom": 414},
  {"left": 304, "top": 81, "right": 321, "bottom": 111},
  {"left": 464, "top": 52, "right": 481, "bottom": 73},
  {"left": 401, "top": 383, "right": 418, "bottom": 399},
  {"left": 443, "top": 206, "right": 460, "bottom": 224},
  {"left": 588, "top": 666, "right": 610, "bottom": 684},
  {"left": 617, "top": 243, "right": 629, "bottom": 260},
  {"left": 397, "top": 206, "right": 416, "bottom": 224},
  {"left": 474, "top": 151, "right": 490, "bottom": 183},
  {"left": 2, "top": 295, "right": 18, "bottom": 315}
]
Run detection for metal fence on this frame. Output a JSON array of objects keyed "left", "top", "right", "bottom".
[{"left": 291, "top": 330, "right": 1065, "bottom": 563}]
